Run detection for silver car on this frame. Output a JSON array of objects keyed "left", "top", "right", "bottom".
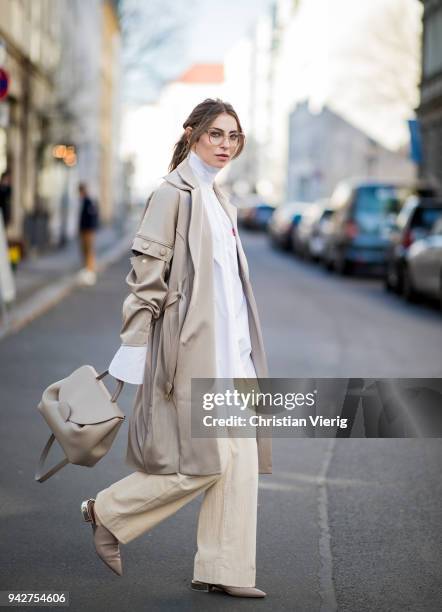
[
  {"left": 268, "top": 201, "right": 307, "bottom": 250},
  {"left": 402, "top": 217, "right": 442, "bottom": 306}
]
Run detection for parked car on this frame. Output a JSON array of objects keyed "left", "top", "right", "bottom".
[
  {"left": 322, "top": 179, "right": 437, "bottom": 275},
  {"left": 293, "top": 199, "right": 335, "bottom": 261},
  {"left": 267, "top": 201, "right": 306, "bottom": 250},
  {"left": 237, "top": 200, "right": 276, "bottom": 230},
  {"left": 385, "top": 199, "right": 442, "bottom": 306},
  {"left": 292, "top": 201, "right": 324, "bottom": 258},
  {"left": 401, "top": 216, "right": 442, "bottom": 305},
  {"left": 309, "top": 205, "right": 336, "bottom": 261},
  {"left": 384, "top": 196, "right": 442, "bottom": 294}
]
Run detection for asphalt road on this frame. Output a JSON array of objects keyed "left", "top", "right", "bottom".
[{"left": 0, "top": 230, "right": 441, "bottom": 611}]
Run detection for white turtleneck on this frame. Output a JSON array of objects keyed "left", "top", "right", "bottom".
[
  {"left": 109, "top": 150, "right": 255, "bottom": 384},
  {"left": 188, "top": 148, "right": 220, "bottom": 184},
  {"left": 187, "top": 149, "right": 255, "bottom": 379}
]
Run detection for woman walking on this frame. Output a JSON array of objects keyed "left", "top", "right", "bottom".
[{"left": 81, "top": 98, "right": 272, "bottom": 598}]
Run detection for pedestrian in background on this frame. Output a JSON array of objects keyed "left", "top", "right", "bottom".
[
  {"left": 0, "top": 170, "right": 12, "bottom": 229},
  {"left": 77, "top": 182, "right": 99, "bottom": 286},
  {"left": 80, "top": 98, "right": 271, "bottom": 598}
]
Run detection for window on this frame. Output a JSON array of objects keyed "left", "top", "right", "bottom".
[
  {"left": 410, "top": 206, "right": 442, "bottom": 231},
  {"left": 353, "top": 186, "right": 399, "bottom": 232},
  {"left": 423, "top": 6, "right": 442, "bottom": 78}
]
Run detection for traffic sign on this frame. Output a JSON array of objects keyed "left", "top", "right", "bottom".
[{"left": 0, "top": 68, "right": 9, "bottom": 101}]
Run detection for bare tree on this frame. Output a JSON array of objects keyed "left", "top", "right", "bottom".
[
  {"left": 332, "top": 0, "right": 422, "bottom": 111},
  {"left": 116, "top": 0, "right": 191, "bottom": 104}
]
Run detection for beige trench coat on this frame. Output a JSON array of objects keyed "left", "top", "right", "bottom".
[{"left": 118, "top": 155, "right": 272, "bottom": 475}]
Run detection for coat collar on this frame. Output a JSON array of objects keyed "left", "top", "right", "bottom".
[
  {"left": 163, "top": 155, "right": 235, "bottom": 221},
  {"left": 162, "top": 156, "right": 196, "bottom": 190}
]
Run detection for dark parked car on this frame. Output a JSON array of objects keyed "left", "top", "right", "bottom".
[
  {"left": 238, "top": 200, "right": 276, "bottom": 230},
  {"left": 322, "top": 179, "right": 437, "bottom": 275},
  {"left": 384, "top": 197, "right": 442, "bottom": 297},
  {"left": 268, "top": 201, "right": 306, "bottom": 250}
]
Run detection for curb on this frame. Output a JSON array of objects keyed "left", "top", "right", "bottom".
[{"left": 0, "top": 229, "right": 133, "bottom": 343}]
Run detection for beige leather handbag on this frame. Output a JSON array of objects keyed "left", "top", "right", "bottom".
[{"left": 35, "top": 365, "right": 125, "bottom": 483}]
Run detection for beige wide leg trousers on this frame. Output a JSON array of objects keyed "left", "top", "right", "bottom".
[{"left": 93, "top": 430, "right": 259, "bottom": 587}]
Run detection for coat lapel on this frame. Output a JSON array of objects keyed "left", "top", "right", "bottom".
[
  {"left": 168, "top": 155, "right": 250, "bottom": 284},
  {"left": 163, "top": 157, "right": 211, "bottom": 343}
]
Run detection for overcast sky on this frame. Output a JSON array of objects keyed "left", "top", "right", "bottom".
[
  {"left": 122, "top": 0, "right": 274, "bottom": 103},
  {"left": 186, "top": 0, "right": 274, "bottom": 63}
]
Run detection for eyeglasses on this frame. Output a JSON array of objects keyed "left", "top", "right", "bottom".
[{"left": 205, "top": 128, "right": 245, "bottom": 148}]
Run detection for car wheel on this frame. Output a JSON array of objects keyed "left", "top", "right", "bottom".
[
  {"left": 439, "top": 272, "right": 442, "bottom": 312},
  {"left": 335, "top": 252, "right": 351, "bottom": 276},
  {"left": 384, "top": 262, "right": 396, "bottom": 292},
  {"left": 384, "top": 273, "right": 393, "bottom": 292},
  {"left": 402, "top": 266, "right": 419, "bottom": 303},
  {"left": 323, "top": 253, "right": 334, "bottom": 272},
  {"left": 395, "top": 263, "right": 405, "bottom": 295},
  {"left": 283, "top": 235, "right": 293, "bottom": 251}
]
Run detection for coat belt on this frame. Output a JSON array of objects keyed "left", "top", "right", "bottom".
[{"left": 163, "top": 290, "right": 183, "bottom": 309}]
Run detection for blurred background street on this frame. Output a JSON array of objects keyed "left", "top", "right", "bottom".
[{"left": 0, "top": 0, "right": 441, "bottom": 610}]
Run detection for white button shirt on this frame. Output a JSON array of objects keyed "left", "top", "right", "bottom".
[{"left": 109, "top": 150, "right": 256, "bottom": 383}]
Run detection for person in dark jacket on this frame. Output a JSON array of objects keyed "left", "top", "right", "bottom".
[
  {"left": 0, "top": 170, "right": 12, "bottom": 229},
  {"left": 78, "top": 182, "right": 99, "bottom": 286}
]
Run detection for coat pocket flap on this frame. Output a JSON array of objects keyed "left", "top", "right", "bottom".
[{"left": 131, "top": 235, "right": 174, "bottom": 262}]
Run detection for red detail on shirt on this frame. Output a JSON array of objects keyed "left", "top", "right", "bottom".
[{"left": 232, "top": 227, "right": 236, "bottom": 236}]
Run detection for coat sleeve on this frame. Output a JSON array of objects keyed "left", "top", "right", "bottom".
[{"left": 119, "top": 183, "right": 180, "bottom": 347}]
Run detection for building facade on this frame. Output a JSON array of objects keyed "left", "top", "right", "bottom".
[
  {"left": 417, "top": 0, "right": 442, "bottom": 189},
  {"left": 0, "top": 0, "right": 62, "bottom": 252},
  {"left": 287, "top": 102, "right": 416, "bottom": 202},
  {"left": 0, "top": 0, "right": 121, "bottom": 258}
]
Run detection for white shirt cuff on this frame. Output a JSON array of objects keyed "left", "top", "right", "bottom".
[{"left": 108, "top": 345, "right": 148, "bottom": 385}]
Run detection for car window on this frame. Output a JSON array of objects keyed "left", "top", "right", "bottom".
[
  {"left": 330, "top": 183, "right": 352, "bottom": 209},
  {"left": 396, "top": 197, "right": 418, "bottom": 229},
  {"left": 353, "top": 186, "right": 398, "bottom": 232},
  {"left": 410, "top": 207, "right": 442, "bottom": 230},
  {"left": 318, "top": 209, "right": 333, "bottom": 226}
]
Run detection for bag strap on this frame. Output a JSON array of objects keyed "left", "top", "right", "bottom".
[
  {"left": 35, "top": 370, "right": 124, "bottom": 483},
  {"left": 34, "top": 434, "right": 69, "bottom": 483},
  {"left": 96, "top": 369, "right": 124, "bottom": 402}
]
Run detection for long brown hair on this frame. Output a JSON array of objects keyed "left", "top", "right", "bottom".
[{"left": 168, "top": 98, "right": 245, "bottom": 172}]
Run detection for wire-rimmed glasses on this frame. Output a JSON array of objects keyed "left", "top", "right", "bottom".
[{"left": 205, "top": 128, "right": 245, "bottom": 148}]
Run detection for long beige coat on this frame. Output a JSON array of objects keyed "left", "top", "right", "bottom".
[{"left": 118, "top": 154, "right": 272, "bottom": 475}]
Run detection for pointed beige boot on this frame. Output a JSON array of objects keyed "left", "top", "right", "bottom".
[
  {"left": 191, "top": 580, "right": 266, "bottom": 597},
  {"left": 81, "top": 498, "right": 123, "bottom": 577}
]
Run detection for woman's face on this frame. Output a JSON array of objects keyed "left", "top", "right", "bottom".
[{"left": 188, "top": 112, "right": 240, "bottom": 169}]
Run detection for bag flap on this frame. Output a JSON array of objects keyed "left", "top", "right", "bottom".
[{"left": 58, "top": 365, "right": 125, "bottom": 425}]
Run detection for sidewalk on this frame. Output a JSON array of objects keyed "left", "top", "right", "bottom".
[{"left": 0, "top": 212, "right": 140, "bottom": 341}]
